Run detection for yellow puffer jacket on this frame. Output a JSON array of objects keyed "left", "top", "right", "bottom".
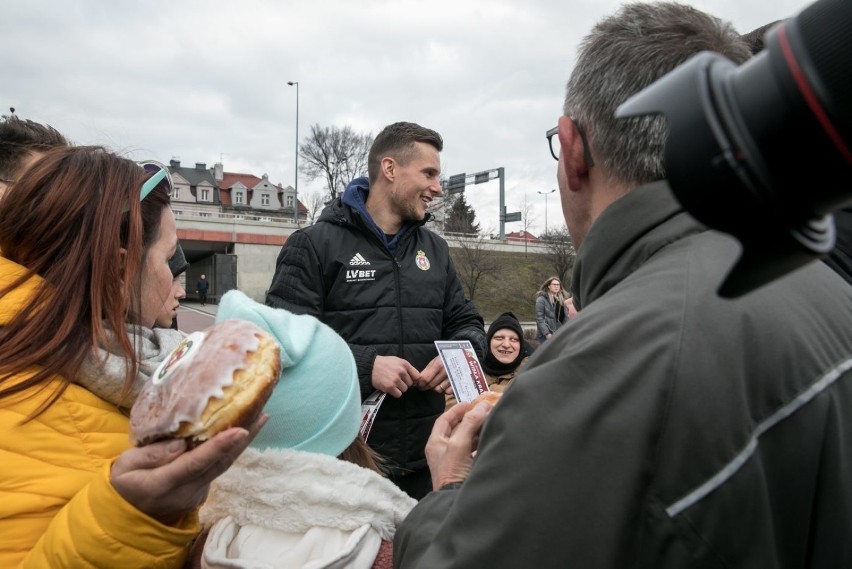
[{"left": 0, "top": 256, "right": 199, "bottom": 568}]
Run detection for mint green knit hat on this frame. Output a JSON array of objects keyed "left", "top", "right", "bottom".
[{"left": 216, "top": 290, "right": 361, "bottom": 457}]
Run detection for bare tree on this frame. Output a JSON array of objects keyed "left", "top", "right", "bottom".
[
  {"left": 448, "top": 234, "right": 500, "bottom": 301},
  {"left": 540, "top": 226, "right": 576, "bottom": 285},
  {"left": 302, "top": 189, "right": 327, "bottom": 225},
  {"left": 299, "top": 124, "right": 373, "bottom": 201},
  {"left": 516, "top": 195, "right": 537, "bottom": 256}
]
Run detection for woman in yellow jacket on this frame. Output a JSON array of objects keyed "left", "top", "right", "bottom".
[{"left": 0, "top": 147, "right": 263, "bottom": 568}]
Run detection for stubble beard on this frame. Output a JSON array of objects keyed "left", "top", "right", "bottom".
[{"left": 390, "top": 187, "right": 426, "bottom": 222}]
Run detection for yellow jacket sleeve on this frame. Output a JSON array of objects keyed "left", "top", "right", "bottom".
[{"left": 21, "top": 462, "right": 199, "bottom": 569}]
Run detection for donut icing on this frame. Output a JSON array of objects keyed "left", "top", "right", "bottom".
[{"left": 130, "top": 319, "right": 264, "bottom": 444}]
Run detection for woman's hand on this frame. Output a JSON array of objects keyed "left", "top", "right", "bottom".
[
  {"left": 111, "top": 414, "right": 267, "bottom": 525},
  {"left": 426, "top": 402, "right": 492, "bottom": 490}
]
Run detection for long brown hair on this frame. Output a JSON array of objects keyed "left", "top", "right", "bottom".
[
  {"left": 338, "top": 437, "right": 388, "bottom": 476},
  {"left": 537, "top": 275, "right": 567, "bottom": 304},
  {"left": 0, "top": 146, "right": 170, "bottom": 414}
]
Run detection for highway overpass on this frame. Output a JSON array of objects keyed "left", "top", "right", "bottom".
[{"left": 175, "top": 211, "right": 550, "bottom": 303}]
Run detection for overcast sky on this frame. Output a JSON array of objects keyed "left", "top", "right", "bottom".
[{"left": 2, "top": 0, "right": 813, "bottom": 235}]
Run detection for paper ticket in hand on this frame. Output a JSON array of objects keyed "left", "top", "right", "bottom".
[{"left": 435, "top": 340, "right": 489, "bottom": 403}]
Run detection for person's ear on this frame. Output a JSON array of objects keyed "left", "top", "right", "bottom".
[
  {"left": 380, "top": 157, "right": 395, "bottom": 182},
  {"left": 557, "top": 115, "right": 590, "bottom": 191}
]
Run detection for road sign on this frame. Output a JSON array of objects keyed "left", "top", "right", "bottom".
[
  {"left": 474, "top": 171, "right": 491, "bottom": 184},
  {"left": 445, "top": 173, "right": 466, "bottom": 194},
  {"left": 503, "top": 211, "right": 522, "bottom": 222}
]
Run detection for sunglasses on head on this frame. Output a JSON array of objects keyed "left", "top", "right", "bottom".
[{"left": 139, "top": 161, "right": 174, "bottom": 200}]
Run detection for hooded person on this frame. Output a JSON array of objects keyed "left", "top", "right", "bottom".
[
  {"left": 164, "top": 243, "right": 189, "bottom": 330},
  {"left": 168, "top": 243, "right": 189, "bottom": 280},
  {"left": 445, "top": 312, "right": 535, "bottom": 410},
  {"left": 193, "top": 290, "right": 417, "bottom": 569}
]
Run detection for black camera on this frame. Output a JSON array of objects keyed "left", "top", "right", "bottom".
[{"left": 616, "top": 0, "right": 852, "bottom": 297}]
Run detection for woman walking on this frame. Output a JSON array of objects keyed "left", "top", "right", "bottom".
[{"left": 535, "top": 276, "right": 573, "bottom": 344}]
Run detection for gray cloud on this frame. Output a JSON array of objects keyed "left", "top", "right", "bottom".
[{"left": 1, "top": 0, "right": 812, "bottom": 233}]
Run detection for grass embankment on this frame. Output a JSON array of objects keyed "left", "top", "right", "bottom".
[{"left": 449, "top": 248, "right": 570, "bottom": 329}]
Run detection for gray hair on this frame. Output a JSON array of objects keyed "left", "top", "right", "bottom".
[{"left": 563, "top": 2, "right": 752, "bottom": 186}]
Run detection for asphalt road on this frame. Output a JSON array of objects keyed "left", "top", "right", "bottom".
[{"left": 174, "top": 303, "right": 217, "bottom": 334}]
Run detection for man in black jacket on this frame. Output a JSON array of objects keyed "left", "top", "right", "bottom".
[{"left": 266, "top": 122, "right": 485, "bottom": 499}]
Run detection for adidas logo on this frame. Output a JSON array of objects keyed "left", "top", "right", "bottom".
[{"left": 349, "top": 253, "right": 371, "bottom": 266}]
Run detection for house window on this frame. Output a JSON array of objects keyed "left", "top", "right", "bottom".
[
  {"left": 201, "top": 189, "right": 210, "bottom": 201},
  {"left": 173, "top": 187, "right": 180, "bottom": 200},
  {"left": 261, "top": 193, "right": 270, "bottom": 206},
  {"left": 235, "top": 191, "right": 244, "bottom": 204},
  {"left": 286, "top": 195, "right": 294, "bottom": 207}
]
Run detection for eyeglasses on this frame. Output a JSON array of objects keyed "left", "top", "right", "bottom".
[
  {"left": 139, "top": 161, "right": 174, "bottom": 200},
  {"left": 546, "top": 117, "right": 595, "bottom": 167}
]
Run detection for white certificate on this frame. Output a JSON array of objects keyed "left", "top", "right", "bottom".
[{"left": 435, "top": 340, "right": 489, "bottom": 403}]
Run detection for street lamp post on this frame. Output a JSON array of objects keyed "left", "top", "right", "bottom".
[
  {"left": 287, "top": 81, "right": 299, "bottom": 224},
  {"left": 537, "top": 189, "right": 556, "bottom": 235}
]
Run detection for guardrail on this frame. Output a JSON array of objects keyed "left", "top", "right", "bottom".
[
  {"left": 174, "top": 210, "right": 557, "bottom": 252},
  {"left": 174, "top": 210, "right": 299, "bottom": 225}
]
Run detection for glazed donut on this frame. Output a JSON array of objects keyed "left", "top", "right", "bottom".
[
  {"left": 130, "top": 319, "right": 281, "bottom": 447},
  {"left": 470, "top": 390, "right": 502, "bottom": 410}
]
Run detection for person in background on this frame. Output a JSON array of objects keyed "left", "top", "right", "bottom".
[
  {"left": 189, "top": 290, "right": 416, "bottom": 569},
  {"left": 163, "top": 243, "right": 189, "bottom": 330},
  {"left": 196, "top": 273, "right": 209, "bottom": 306},
  {"left": 0, "top": 146, "right": 263, "bottom": 567},
  {"left": 266, "top": 121, "right": 485, "bottom": 500},
  {"left": 534, "top": 275, "right": 570, "bottom": 343},
  {"left": 394, "top": 3, "right": 852, "bottom": 567},
  {"left": 0, "top": 113, "right": 68, "bottom": 198},
  {"left": 445, "top": 312, "right": 535, "bottom": 410},
  {"left": 739, "top": 19, "right": 781, "bottom": 53}
]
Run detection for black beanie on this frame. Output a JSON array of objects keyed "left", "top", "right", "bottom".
[
  {"left": 487, "top": 312, "right": 524, "bottom": 343},
  {"left": 482, "top": 312, "right": 529, "bottom": 376},
  {"left": 168, "top": 243, "right": 189, "bottom": 278}
]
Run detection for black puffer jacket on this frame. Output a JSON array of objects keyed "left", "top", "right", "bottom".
[{"left": 266, "top": 191, "right": 485, "bottom": 474}]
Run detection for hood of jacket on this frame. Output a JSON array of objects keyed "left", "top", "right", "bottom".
[
  {"left": 200, "top": 447, "right": 416, "bottom": 540},
  {"left": 319, "top": 176, "right": 428, "bottom": 253}
]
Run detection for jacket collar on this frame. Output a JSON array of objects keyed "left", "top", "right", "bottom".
[
  {"left": 571, "top": 181, "right": 705, "bottom": 310},
  {"left": 324, "top": 177, "right": 428, "bottom": 252},
  {"left": 200, "top": 447, "right": 416, "bottom": 540}
]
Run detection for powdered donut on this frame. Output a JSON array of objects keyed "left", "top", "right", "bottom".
[{"left": 130, "top": 319, "right": 281, "bottom": 447}]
